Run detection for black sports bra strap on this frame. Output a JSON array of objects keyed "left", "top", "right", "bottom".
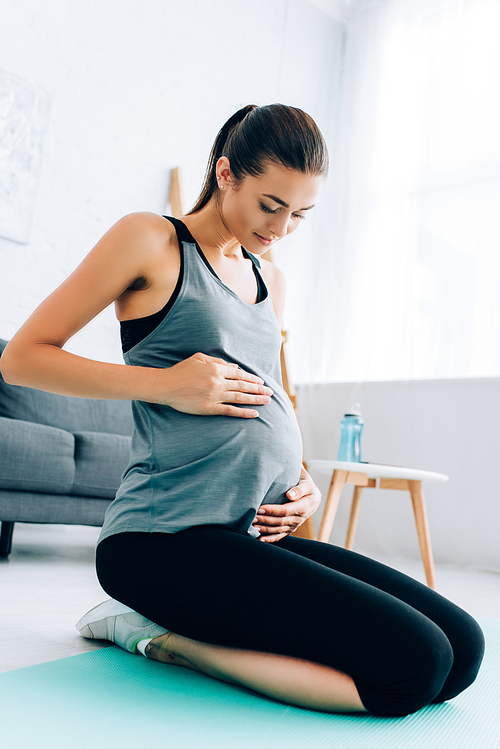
[
  {"left": 162, "top": 215, "right": 266, "bottom": 302},
  {"left": 164, "top": 216, "right": 261, "bottom": 270},
  {"left": 162, "top": 215, "right": 197, "bottom": 245},
  {"left": 242, "top": 248, "right": 261, "bottom": 268}
]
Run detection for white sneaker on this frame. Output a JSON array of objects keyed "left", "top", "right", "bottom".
[{"left": 76, "top": 599, "right": 168, "bottom": 653}]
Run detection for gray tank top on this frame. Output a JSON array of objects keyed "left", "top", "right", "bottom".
[{"left": 98, "top": 219, "right": 303, "bottom": 544}]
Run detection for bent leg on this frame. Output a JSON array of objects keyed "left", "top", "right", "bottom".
[
  {"left": 146, "top": 631, "right": 366, "bottom": 712},
  {"left": 96, "top": 528, "right": 458, "bottom": 716},
  {"left": 277, "top": 535, "right": 485, "bottom": 703}
]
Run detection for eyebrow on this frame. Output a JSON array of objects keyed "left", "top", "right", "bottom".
[{"left": 262, "top": 194, "right": 315, "bottom": 211}]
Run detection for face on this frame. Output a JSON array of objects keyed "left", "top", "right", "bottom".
[{"left": 216, "top": 158, "right": 323, "bottom": 255}]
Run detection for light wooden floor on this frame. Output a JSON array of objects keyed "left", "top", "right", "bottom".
[{"left": 1, "top": 523, "right": 499, "bottom": 674}]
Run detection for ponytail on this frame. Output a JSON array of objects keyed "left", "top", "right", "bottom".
[
  {"left": 188, "top": 103, "right": 328, "bottom": 214},
  {"left": 189, "top": 105, "right": 257, "bottom": 214}
]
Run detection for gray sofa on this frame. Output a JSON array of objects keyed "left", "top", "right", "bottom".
[{"left": 0, "top": 338, "right": 133, "bottom": 558}]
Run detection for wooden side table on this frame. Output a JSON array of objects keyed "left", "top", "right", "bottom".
[{"left": 307, "top": 461, "right": 449, "bottom": 589}]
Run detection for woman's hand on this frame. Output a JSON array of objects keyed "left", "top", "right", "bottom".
[
  {"left": 161, "top": 352, "right": 274, "bottom": 417},
  {"left": 252, "top": 470, "right": 321, "bottom": 543}
]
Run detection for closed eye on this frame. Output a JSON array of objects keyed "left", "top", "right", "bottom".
[
  {"left": 260, "top": 202, "right": 306, "bottom": 221},
  {"left": 260, "top": 202, "right": 278, "bottom": 214}
]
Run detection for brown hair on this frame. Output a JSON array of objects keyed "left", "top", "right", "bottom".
[{"left": 188, "top": 104, "right": 328, "bottom": 214}]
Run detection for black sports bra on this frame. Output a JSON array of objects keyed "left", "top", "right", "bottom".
[{"left": 120, "top": 216, "right": 267, "bottom": 353}]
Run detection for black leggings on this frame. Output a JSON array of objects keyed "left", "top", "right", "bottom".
[{"left": 96, "top": 527, "right": 484, "bottom": 717}]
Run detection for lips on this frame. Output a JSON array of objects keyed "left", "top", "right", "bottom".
[{"left": 254, "top": 233, "right": 275, "bottom": 246}]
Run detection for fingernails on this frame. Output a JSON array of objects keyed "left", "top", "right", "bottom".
[{"left": 289, "top": 490, "right": 297, "bottom": 498}]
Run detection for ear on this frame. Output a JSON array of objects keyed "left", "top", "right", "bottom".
[{"left": 215, "top": 156, "right": 233, "bottom": 189}]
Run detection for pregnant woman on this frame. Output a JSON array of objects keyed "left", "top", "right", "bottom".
[{"left": 1, "top": 104, "right": 484, "bottom": 716}]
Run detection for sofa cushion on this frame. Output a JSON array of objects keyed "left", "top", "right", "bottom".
[
  {"left": 0, "top": 490, "right": 112, "bottom": 525},
  {"left": 0, "top": 338, "right": 134, "bottom": 436},
  {"left": 71, "top": 431, "right": 132, "bottom": 498},
  {"left": 0, "top": 416, "right": 75, "bottom": 494}
]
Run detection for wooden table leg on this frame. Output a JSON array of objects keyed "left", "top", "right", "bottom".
[
  {"left": 317, "top": 470, "right": 348, "bottom": 542},
  {"left": 345, "top": 486, "right": 363, "bottom": 549},
  {"left": 408, "top": 480, "right": 436, "bottom": 589}
]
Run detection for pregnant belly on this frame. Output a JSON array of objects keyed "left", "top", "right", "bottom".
[{"left": 131, "top": 385, "right": 303, "bottom": 506}]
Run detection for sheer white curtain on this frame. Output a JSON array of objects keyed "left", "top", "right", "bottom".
[{"left": 286, "top": 0, "right": 500, "bottom": 384}]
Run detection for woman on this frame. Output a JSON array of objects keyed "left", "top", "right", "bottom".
[{"left": 1, "top": 104, "right": 484, "bottom": 716}]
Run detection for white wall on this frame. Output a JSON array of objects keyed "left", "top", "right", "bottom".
[
  {"left": 0, "top": 0, "right": 343, "bottom": 365},
  {"left": 298, "top": 378, "right": 500, "bottom": 572}
]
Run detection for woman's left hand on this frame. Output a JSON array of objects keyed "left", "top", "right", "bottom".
[{"left": 252, "top": 471, "right": 321, "bottom": 543}]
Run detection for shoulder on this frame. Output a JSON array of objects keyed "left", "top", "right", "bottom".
[
  {"left": 103, "top": 212, "right": 179, "bottom": 274},
  {"left": 259, "top": 258, "right": 286, "bottom": 293},
  {"left": 260, "top": 258, "right": 286, "bottom": 299},
  {"left": 110, "top": 212, "right": 176, "bottom": 249},
  {"left": 83, "top": 212, "right": 181, "bottom": 299},
  {"left": 259, "top": 258, "right": 286, "bottom": 327}
]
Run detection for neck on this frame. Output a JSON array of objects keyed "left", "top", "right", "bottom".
[{"left": 181, "top": 201, "right": 241, "bottom": 258}]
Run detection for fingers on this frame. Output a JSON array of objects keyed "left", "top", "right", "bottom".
[
  {"left": 255, "top": 523, "right": 296, "bottom": 536},
  {"left": 213, "top": 404, "right": 260, "bottom": 418},
  {"left": 255, "top": 525, "right": 294, "bottom": 538},
  {"left": 203, "top": 356, "right": 274, "bottom": 406},
  {"left": 203, "top": 355, "right": 264, "bottom": 384},
  {"left": 212, "top": 389, "right": 271, "bottom": 418},
  {"left": 259, "top": 533, "right": 289, "bottom": 543},
  {"left": 254, "top": 490, "right": 321, "bottom": 535},
  {"left": 232, "top": 379, "right": 274, "bottom": 397},
  {"left": 255, "top": 510, "right": 296, "bottom": 524},
  {"left": 225, "top": 364, "right": 266, "bottom": 386},
  {"left": 223, "top": 390, "right": 272, "bottom": 407},
  {"left": 256, "top": 503, "right": 298, "bottom": 518},
  {"left": 253, "top": 508, "right": 302, "bottom": 536},
  {"left": 286, "top": 479, "right": 315, "bottom": 501},
  {"left": 169, "top": 353, "right": 273, "bottom": 418},
  {"left": 204, "top": 355, "right": 272, "bottom": 393},
  {"left": 220, "top": 362, "right": 273, "bottom": 409},
  {"left": 227, "top": 368, "right": 274, "bottom": 399},
  {"left": 255, "top": 517, "right": 296, "bottom": 537}
]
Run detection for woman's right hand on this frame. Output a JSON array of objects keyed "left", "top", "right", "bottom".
[{"left": 159, "top": 352, "right": 273, "bottom": 417}]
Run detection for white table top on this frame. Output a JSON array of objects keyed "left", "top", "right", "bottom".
[{"left": 307, "top": 460, "right": 449, "bottom": 483}]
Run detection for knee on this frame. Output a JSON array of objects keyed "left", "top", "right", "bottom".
[
  {"left": 434, "top": 613, "right": 485, "bottom": 702},
  {"left": 403, "top": 634, "right": 455, "bottom": 715},
  {"left": 360, "top": 629, "right": 455, "bottom": 717},
  {"left": 460, "top": 615, "right": 485, "bottom": 684}
]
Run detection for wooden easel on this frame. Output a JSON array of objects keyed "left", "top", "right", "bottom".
[
  {"left": 168, "top": 169, "right": 315, "bottom": 540},
  {"left": 168, "top": 167, "right": 184, "bottom": 218}
]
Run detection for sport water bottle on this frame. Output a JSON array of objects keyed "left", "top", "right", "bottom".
[{"left": 337, "top": 404, "right": 364, "bottom": 462}]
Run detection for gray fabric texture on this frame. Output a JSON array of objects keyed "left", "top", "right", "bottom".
[
  {"left": 71, "top": 431, "right": 132, "bottom": 498},
  {"left": 0, "top": 338, "right": 134, "bottom": 436},
  {"left": 0, "top": 490, "right": 111, "bottom": 525},
  {"left": 99, "top": 233, "right": 303, "bottom": 544},
  {"left": 0, "top": 418, "right": 131, "bottom": 498},
  {"left": 0, "top": 417, "right": 75, "bottom": 494}
]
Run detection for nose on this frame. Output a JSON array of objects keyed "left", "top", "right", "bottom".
[{"left": 268, "top": 213, "right": 291, "bottom": 239}]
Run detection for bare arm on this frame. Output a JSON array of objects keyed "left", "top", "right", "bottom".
[{"left": 0, "top": 213, "right": 272, "bottom": 417}]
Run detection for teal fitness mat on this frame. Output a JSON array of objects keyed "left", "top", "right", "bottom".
[{"left": 1, "top": 618, "right": 499, "bottom": 749}]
